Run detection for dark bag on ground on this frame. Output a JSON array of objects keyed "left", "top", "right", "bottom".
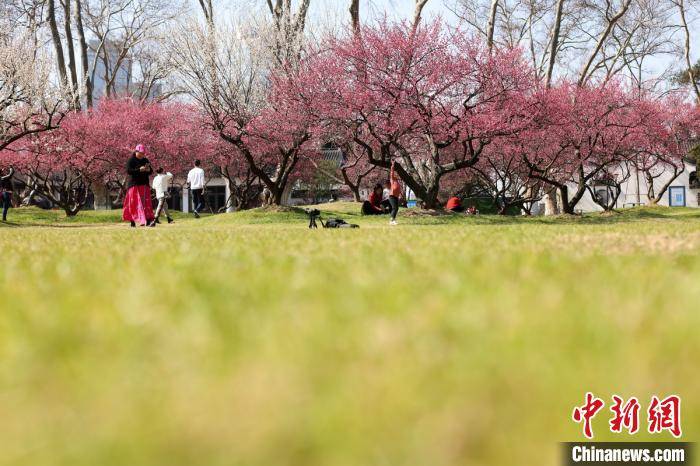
[{"left": 324, "top": 218, "right": 359, "bottom": 229}]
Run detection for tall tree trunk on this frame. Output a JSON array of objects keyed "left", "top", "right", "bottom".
[
  {"left": 486, "top": 0, "right": 499, "bottom": 50},
  {"left": 47, "top": 0, "right": 69, "bottom": 90},
  {"left": 73, "top": 0, "right": 92, "bottom": 108},
  {"left": 558, "top": 185, "right": 574, "bottom": 214},
  {"left": 543, "top": 0, "right": 565, "bottom": 215},
  {"left": 413, "top": 0, "right": 429, "bottom": 31},
  {"left": 61, "top": 0, "right": 80, "bottom": 108},
  {"left": 546, "top": 0, "right": 565, "bottom": 88},
  {"left": 543, "top": 188, "right": 559, "bottom": 215},
  {"left": 349, "top": 0, "right": 360, "bottom": 33},
  {"left": 678, "top": 0, "right": 700, "bottom": 102}
]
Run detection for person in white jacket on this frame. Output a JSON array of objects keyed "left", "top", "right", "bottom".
[
  {"left": 151, "top": 168, "right": 174, "bottom": 226},
  {"left": 187, "top": 159, "right": 206, "bottom": 218}
]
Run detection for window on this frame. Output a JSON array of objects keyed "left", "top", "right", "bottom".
[{"left": 668, "top": 186, "right": 686, "bottom": 207}]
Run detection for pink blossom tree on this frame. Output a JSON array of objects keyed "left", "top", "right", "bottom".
[
  {"left": 469, "top": 135, "right": 545, "bottom": 214},
  {"left": 8, "top": 99, "right": 209, "bottom": 215},
  {"left": 217, "top": 69, "right": 317, "bottom": 206},
  {"left": 523, "top": 82, "right": 645, "bottom": 214},
  {"left": 310, "top": 20, "right": 536, "bottom": 208},
  {"left": 208, "top": 136, "right": 263, "bottom": 210},
  {"left": 168, "top": 22, "right": 319, "bottom": 206},
  {"left": 631, "top": 95, "right": 700, "bottom": 204},
  {"left": 307, "top": 124, "right": 384, "bottom": 202}
]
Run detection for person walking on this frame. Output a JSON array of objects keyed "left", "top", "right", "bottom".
[
  {"left": 1, "top": 166, "right": 14, "bottom": 222},
  {"left": 151, "top": 168, "right": 174, "bottom": 226},
  {"left": 123, "top": 144, "right": 155, "bottom": 227},
  {"left": 388, "top": 160, "right": 402, "bottom": 225},
  {"left": 187, "top": 159, "right": 205, "bottom": 218}
]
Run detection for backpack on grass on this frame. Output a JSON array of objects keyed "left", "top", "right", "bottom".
[{"left": 323, "top": 218, "right": 359, "bottom": 229}]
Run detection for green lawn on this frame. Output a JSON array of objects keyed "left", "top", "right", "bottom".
[{"left": 1, "top": 204, "right": 699, "bottom": 466}]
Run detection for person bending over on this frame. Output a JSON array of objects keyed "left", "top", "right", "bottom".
[{"left": 446, "top": 195, "right": 465, "bottom": 213}]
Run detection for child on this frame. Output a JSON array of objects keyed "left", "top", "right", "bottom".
[{"left": 151, "top": 168, "right": 174, "bottom": 225}]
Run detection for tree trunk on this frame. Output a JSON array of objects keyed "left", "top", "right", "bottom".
[
  {"left": 413, "top": 0, "right": 430, "bottom": 31},
  {"left": 559, "top": 185, "right": 574, "bottom": 214},
  {"left": 646, "top": 166, "right": 683, "bottom": 204},
  {"left": 65, "top": 207, "right": 80, "bottom": 217},
  {"left": 678, "top": 0, "right": 700, "bottom": 102},
  {"left": 350, "top": 0, "right": 360, "bottom": 33},
  {"left": 577, "top": 0, "right": 633, "bottom": 86},
  {"left": 73, "top": 0, "right": 92, "bottom": 108},
  {"left": 546, "top": 0, "right": 565, "bottom": 87},
  {"left": 92, "top": 182, "right": 111, "bottom": 210},
  {"left": 62, "top": 0, "right": 80, "bottom": 109},
  {"left": 418, "top": 183, "right": 441, "bottom": 209},
  {"left": 543, "top": 186, "right": 559, "bottom": 215},
  {"left": 47, "top": 0, "right": 69, "bottom": 90},
  {"left": 486, "top": 0, "right": 498, "bottom": 50}
]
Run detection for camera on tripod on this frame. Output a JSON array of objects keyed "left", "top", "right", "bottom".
[{"left": 307, "top": 209, "right": 322, "bottom": 229}]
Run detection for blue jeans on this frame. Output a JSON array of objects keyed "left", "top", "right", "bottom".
[
  {"left": 191, "top": 189, "right": 204, "bottom": 213},
  {"left": 1, "top": 191, "right": 11, "bottom": 221}
]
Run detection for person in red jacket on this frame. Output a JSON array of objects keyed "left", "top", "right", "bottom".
[
  {"left": 388, "top": 161, "right": 402, "bottom": 225},
  {"left": 362, "top": 184, "right": 386, "bottom": 215},
  {"left": 446, "top": 195, "right": 465, "bottom": 212}
]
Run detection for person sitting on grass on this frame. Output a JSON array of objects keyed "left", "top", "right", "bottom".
[
  {"left": 362, "top": 183, "right": 386, "bottom": 215},
  {"left": 466, "top": 205, "right": 479, "bottom": 215},
  {"left": 151, "top": 168, "right": 174, "bottom": 226},
  {"left": 446, "top": 195, "right": 465, "bottom": 213}
]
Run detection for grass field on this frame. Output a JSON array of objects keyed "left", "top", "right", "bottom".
[{"left": 1, "top": 203, "right": 699, "bottom": 466}]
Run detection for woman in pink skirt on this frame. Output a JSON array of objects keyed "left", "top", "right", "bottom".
[{"left": 123, "top": 144, "right": 155, "bottom": 227}]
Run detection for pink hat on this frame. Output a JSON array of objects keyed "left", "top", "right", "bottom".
[{"left": 134, "top": 144, "right": 145, "bottom": 153}]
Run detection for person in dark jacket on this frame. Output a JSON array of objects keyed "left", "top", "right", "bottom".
[
  {"left": 122, "top": 144, "right": 155, "bottom": 227},
  {"left": 1, "top": 167, "right": 14, "bottom": 222},
  {"left": 362, "top": 183, "right": 386, "bottom": 215}
]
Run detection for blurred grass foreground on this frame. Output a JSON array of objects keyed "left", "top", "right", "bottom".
[{"left": 1, "top": 203, "right": 699, "bottom": 466}]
